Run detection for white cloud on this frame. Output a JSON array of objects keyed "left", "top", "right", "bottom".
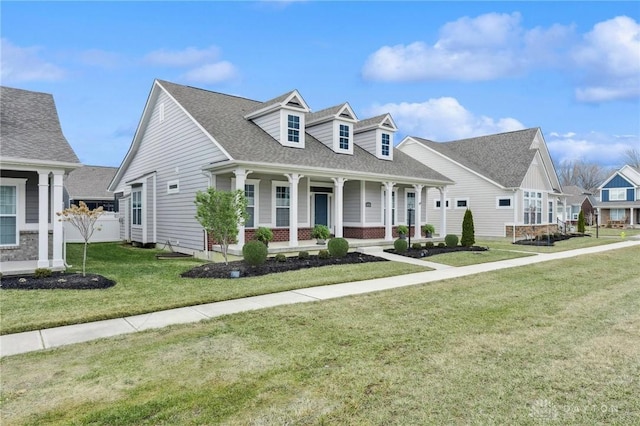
[
  {"left": 572, "top": 16, "right": 640, "bottom": 102},
  {"left": 181, "top": 61, "right": 238, "bottom": 84},
  {"left": 144, "top": 46, "right": 221, "bottom": 67},
  {"left": 362, "top": 12, "right": 573, "bottom": 82},
  {"left": 546, "top": 131, "right": 638, "bottom": 166},
  {"left": 367, "top": 97, "right": 525, "bottom": 141},
  {"left": 0, "top": 38, "right": 65, "bottom": 83}
]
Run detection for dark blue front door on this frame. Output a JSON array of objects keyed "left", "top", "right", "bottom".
[{"left": 315, "top": 194, "right": 328, "bottom": 226}]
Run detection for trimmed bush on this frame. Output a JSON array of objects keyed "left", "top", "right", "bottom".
[
  {"left": 424, "top": 241, "right": 434, "bottom": 248},
  {"left": 437, "top": 242, "right": 446, "bottom": 248},
  {"left": 34, "top": 268, "right": 52, "bottom": 279},
  {"left": 298, "top": 251, "right": 310, "bottom": 260},
  {"left": 327, "top": 237, "right": 349, "bottom": 258},
  {"left": 318, "top": 249, "right": 330, "bottom": 259},
  {"left": 461, "top": 209, "right": 475, "bottom": 247},
  {"left": 274, "top": 253, "right": 287, "bottom": 262},
  {"left": 578, "top": 210, "right": 586, "bottom": 233},
  {"left": 242, "top": 240, "right": 268, "bottom": 266},
  {"left": 394, "top": 238, "right": 408, "bottom": 253},
  {"left": 444, "top": 234, "right": 459, "bottom": 247},
  {"left": 412, "top": 242, "right": 422, "bottom": 250}
]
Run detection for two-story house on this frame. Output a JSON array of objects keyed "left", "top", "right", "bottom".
[{"left": 594, "top": 165, "right": 640, "bottom": 228}]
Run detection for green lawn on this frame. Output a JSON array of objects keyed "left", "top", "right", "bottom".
[
  {"left": 2, "top": 246, "right": 638, "bottom": 425},
  {"left": 474, "top": 233, "right": 625, "bottom": 253},
  {"left": 0, "top": 243, "right": 430, "bottom": 335},
  {"left": 425, "top": 248, "right": 535, "bottom": 266}
]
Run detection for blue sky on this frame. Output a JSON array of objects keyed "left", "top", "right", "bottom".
[{"left": 2, "top": 1, "right": 639, "bottom": 169}]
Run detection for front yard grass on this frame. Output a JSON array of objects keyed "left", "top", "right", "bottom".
[
  {"left": 1, "top": 246, "right": 638, "bottom": 425},
  {"left": 0, "top": 243, "right": 430, "bottom": 335},
  {"left": 425, "top": 248, "right": 535, "bottom": 266},
  {"left": 476, "top": 233, "right": 625, "bottom": 253}
]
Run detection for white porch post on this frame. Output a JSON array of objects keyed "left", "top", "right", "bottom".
[
  {"left": 630, "top": 207, "right": 634, "bottom": 228},
  {"left": 332, "top": 177, "right": 346, "bottom": 238},
  {"left": 52, "top": 171, "right": 65, "bottom": 268},
  {"left": 384, "top": 181, "right": 395, "bottom": 241},
  {"left": 233, "top": 168, "right": 250, "bottom": 247},
  {"left": 37, "top": 171, "right": 50, "bottom": 268},
  {"left": 286, "top": 173, "right": 302, "bottom": 247},
  {"left": 438, "top": 187, "right": 447, "bottom": 237},
  {"left": 413, "top": 184, "right": 424, "bottom": 239},
  {"left": 563, "top": 196, "right": 568, "bottom": 224}
]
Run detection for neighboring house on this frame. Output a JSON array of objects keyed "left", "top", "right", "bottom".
[
  {"left": 594, "top": 165, "right": 640, "bottom": 228},
  {"left": 556, "top": 185, "right": 595, "bottom": 228},
  {"left": 397, "top": 128, "right": 564, "bottom": 238},
  {"left": 65, "top": 165, "right": 118, "bottom": 211},
  {"left": 108, "top": 80, "right": 453, "bottom": 256},
  {"left": 0, "top": 86, "right": 82, "bottom": 272}
]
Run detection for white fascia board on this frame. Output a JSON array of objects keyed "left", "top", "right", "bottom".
[
  {"left": 0, "top": 157, "right": 82, "bottom": 172},
  {"left": 532, "top": 128, "right": 562, "bottom": 191}
]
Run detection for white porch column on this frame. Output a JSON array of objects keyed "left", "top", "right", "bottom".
[
  {"left": 630, "top": 207, "right": 634, "bottom": 228},
  {"left": 384, "top": 181, "right": 395, "bottom": 241},
  {"left": 412, "top": 184, "right": 424, "bottom": 239},
  {"left": 438, "top": 187, "right": 447, "bottom": 238},
  {"left": 332, "top": 177, "right": 346, "bottom": 238},
  {"left": 563, "top": 196, "right": 568, "bottom": 224},
  {"left": 52, "top": 171, "right": 65, "bottom": 268},
  {"left": 233, "top": 168, "right": 251, "bottom": 247},
  {"left": 285, "top": 173, "right": 302, "bottom": 247},
  {"left": 37, "top": 171, "right": 50, "bottom": 268}
]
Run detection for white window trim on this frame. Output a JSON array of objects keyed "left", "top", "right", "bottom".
[
  {"left": 132, "top": 187, "right": 143, "bottom": 227},
  {"left": 454, "top": 198, "right": 469, "bottom": 209},
  {"left": 496, "top": 196, "right": 513, "bottom": 209},
  {"left": 0, "top": 178, "right": 27, "bottom": 247},
  {"left": 244, "top": 179, "right": 260, "bottom": 229},
  {"left": 404, "top": 189, "right": 416, "bottom": 225},
  {"left": 608, "top": 188, "right": 627, "bottom": 201},
  {"left": 378, "top": 130, "right": 393, "bottom": 160},
  {"left": 381, "top": 187, "right": 398, "bottom": 226},
  {"left": 167, "top": 179, "right": 179, "bottom": 194},
  {"left": 434, "top": 198, "right": 450, "bottom": 209},
  {"left": 523, "top": 190, "right": 543, "bottom": 225},
  {"left": 272, "top": 181, "right": 290, "bottom": 228},
  {"left": 335, "top": 122, "right": 353, "bottom": 154},
  {"left": 610, "top": 208, "right": 626, "bottom": 221},
  {"left": 281, "top": 110, "right": 305, "bottom": 148}
]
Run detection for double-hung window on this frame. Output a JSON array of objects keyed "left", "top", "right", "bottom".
[
  {"left": 382, "top": 189, "right": 396, "bottom": 225},
  {"left": 132, "top": 188, "right": 142, "bottom": 226},
  {"left": 523, "top": 191, "right": 542, "bottom": 224},
  {"left": 0, "top": 185, "right": 18, "bottom": 246},
  {"left": 275, "top": 186, "right": 290, "bottom": 227},
  {"left": 339, "top": 124, "right": 350, "bottom": 150},
  {"left": 381, "top": 133, "right": 390, "bottom": 157},
  {"left": 287, "top": 115, "right": 300, "bottom": 143},
  {"left": 245, "top": 184, "right": 255, "bottom": 228},
  {"left": 406, "top": 191, "right": 416, "bottom": 224}
]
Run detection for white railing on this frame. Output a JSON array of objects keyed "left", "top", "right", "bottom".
[{"left": 63, "top": 212, "right": 121, "bottom": 243}]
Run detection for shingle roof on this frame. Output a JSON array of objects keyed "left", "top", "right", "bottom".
[
  {"left": 561, "top": 185, "right": 592, "bottom": 205},
  {"left": 157, "top": 80, "right": 452, "bottom": 183},
  {"left": 0, "top": 86, "right": 80, "bottom": 164},
  {"left": 411, "top": 128, "right": 541, "bottom": 188},
  {"left": 306, "top": 104, "right": 348, "bottom": 124},
  {"left": 66, "top": 165, "right": 118, "bottom": 200}
]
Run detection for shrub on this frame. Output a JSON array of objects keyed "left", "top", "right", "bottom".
[
  {"left": 318, "top": 249, "right": 330, "bottom": 259},
  {"left": 437, "top": 242, "right": 446, "bottom": 248},
  {"left": 298, "top": 251, "right": 310, "bottom": 260},
  {"left": 461, "top": 209, "right": 475, "bottom": 247},
  {"left": 412, "top": 242, "right": 422, "bottom": 250},
  {"left": 422, "top": 224, "right": 435, "bottom": 236},
  {"left": 254, "top": 227, "right": 273, "bottom": 246},
  {"left": 397, "top": 225, "right": 409, "bottom": 235},
  {"left": 444, "top": 234, "right": 459, "bottom": 247},
  {"left": 394, "top": 238, "right": 408, "bottom": 253},
  {"left": 274, "top": 253, "right": 287, "bottom": 262},
  {"left": 242, "top": 240, "right": 268, "bottom": 266},
  {"left": 311, "top": 224, "right": 330, "bottom": 240},
  {"left": 424, "top": 241, "right": 434, "bottom": 248},
  {"left": 577, "top": 210, "right": 586, "bottom": 233},
  {"left": 34, "top": 268, "right": 52, "bottom": 279},
  {"left": 328, "top": 237, "right": 349, "bottom": 258}
]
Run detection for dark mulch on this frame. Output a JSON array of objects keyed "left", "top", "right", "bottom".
[
  {"left": 181, "top": 252, "right": 388, "bottom": 279},
  {"left": 514, "top": 233, "right": 590, "bottom": 246},
  {"left": 1, "top": 272, "right": 115, "bottom": 290},
  {"left": 384, "top": 245, "right": 488, "bottom": 259}
]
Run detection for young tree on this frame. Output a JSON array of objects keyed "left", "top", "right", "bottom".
[
  {"left": 461, "top": 208, "right": 475, "bottom": 247},
  {"left": 577, "top": 210, "right": 586, "bottom": 234},
  {"left": 195, "top": 188, "right": 247, "bottom": 265},
  {"left": 57, "top": 201, "right": 104, "bottom": 277}
]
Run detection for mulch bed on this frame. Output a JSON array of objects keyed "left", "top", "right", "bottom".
[
  {"left": 384, "top": 245, "right": 488, "bottom": 259},
  {"left": 1, "top": 272, "right": 115, "bottom": 290},
  {"left": 514, "top": 233, "right": 590, "bottom": 246},
  {"left": 181, "top": 252, "right": 388, "bottom": 279}
]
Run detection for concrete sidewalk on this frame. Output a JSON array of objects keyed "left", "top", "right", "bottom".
[{"left": 2, "top": 239, "right": 638, "bottom": 358}]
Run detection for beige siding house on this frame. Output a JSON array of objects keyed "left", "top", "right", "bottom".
[
  {"left": 397, "top": 128, "right": 564, "bottom": 238},
  {"left": 109, "top": 80, "right": 453, "bottom": 257}
]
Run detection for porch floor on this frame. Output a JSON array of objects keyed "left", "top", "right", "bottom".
[{"left": 0, "top": 261, "right": 66, "bottom": 277}]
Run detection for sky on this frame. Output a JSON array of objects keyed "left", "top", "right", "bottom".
[{"left": 2, "top": 1, "right": 639, "bottom": 170}]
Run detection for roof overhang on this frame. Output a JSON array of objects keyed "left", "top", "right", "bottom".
[{"left": 0, "top": 157, "right": 82, "bottom": 173}]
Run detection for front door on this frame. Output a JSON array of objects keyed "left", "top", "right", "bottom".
[{"left": 314, "top": 194, "right": 329, "bottom": 226}]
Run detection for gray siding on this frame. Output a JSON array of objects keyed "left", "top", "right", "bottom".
[
  {"left": 364, "top": 181, "right": 382, "bottom": 224},
  {"left": 252, "top": 111, "right": 281, "bottom": 142},
  {"left": 146, "top": 175, "right": 155, "bottom": 243},
  {"left": 354, "top": 130, "right": 377, "bottom": 157},
  {"left": 298, "top": 178, "right": 308, "bottom": 225},
  {"left": 343, "top": 180, "right": 361, "bottom": 223},
  {"left": 113, "top": 89, "right": 228, "bottom": 252},
  {"left": 306, "top": 121, "right": 333, "bottom": 150}
]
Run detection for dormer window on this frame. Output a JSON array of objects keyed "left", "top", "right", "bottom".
[
  {"left": 339, "top": 124, "right": 350, "bottom": 150},
  {"left": 381, "top": 133, "right": 390, "bottom": 157},
  {"left": 287, "top": 115, "right": 300, "bottom": 143}
]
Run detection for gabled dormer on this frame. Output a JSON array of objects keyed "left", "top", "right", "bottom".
[
  {"left": 244, "top": 90, "right": 310, "bottom": 148},
  {"left": 306, "top": 103, "right": 358, "bottom": 155},
  {"left": 354, "top": 113, "right": 398, "bottom": 161}
]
